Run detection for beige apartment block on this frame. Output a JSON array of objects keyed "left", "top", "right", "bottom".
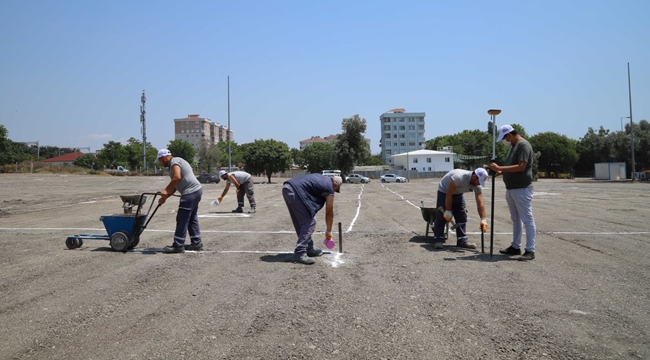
[{"left": 174, "top": 114, "right": 234, "bottom": 150}]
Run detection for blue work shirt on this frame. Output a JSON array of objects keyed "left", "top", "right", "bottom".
[{"left": 284, "top": 174, "right": 335, "bottom": 218}]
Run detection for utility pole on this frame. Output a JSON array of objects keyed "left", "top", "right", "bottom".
[
  {"left": 627, "top": 63, "right": 635, "bottom": 181},
  {"left": 141, "top": 90, "right": 147, "bottom": 172}
]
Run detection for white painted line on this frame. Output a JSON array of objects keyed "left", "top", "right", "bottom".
[
  {"left": 346, "top": 184, "right": 364, "bottom": 233},
  {"left": 198, "top": 213, "right": 250, "bottom": 217},
  {"left": 324, "top": 252, "right": 345, "bottom": 268},
  {"left": 79, "top": 201, "right": 97, "bottom": 204},
  {"left": 382, "top": 184, "right": 419, "bottom": 209}
]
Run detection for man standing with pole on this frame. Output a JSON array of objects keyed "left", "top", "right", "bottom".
[{"left": 489, "top": 124, "right": 537, "bottom": 261}]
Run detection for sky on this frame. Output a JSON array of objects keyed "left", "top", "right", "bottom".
[{"left": 1, "top": 0, "right": 649, "bottom": 154}]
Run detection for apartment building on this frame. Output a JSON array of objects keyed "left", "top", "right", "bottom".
[
  {"left": 174, "top": 114, "right": 234, "bottom": 150},
  {"left": 379, "top": 108, "right": 426, "bottom": 164}
]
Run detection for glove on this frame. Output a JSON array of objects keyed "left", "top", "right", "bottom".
[
  {"left": 325, "top": 231, "right": 333, "bottom": 240},
  {"left": 443, "top": 210, "right": 453, "bottom": 222},
  {"left": 217, "top": 196, "right": 223, "bottom": 203},
  {"left": 480, "top": 218, "right": 488, "bottom": 233}
]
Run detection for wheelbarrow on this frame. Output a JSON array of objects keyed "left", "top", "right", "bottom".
[
  {"left": 65, "top": 192, "right": 162, "bottom": 252},
  {"left": 420, "top": 206, "right": 449, "bottom": 240}
]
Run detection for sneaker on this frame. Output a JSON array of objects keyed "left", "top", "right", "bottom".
[
  {"left": 307, "top": 248, "right": 323, "bottom": 257},
  {"left": 457, "top": 241, "right": 477, "bottom": 249},
  {"left": 231, "top": 207, "right": 243, "bottom": 213},
  {"left": 163, "top": 245, "right": 185, "bottom": 253},
  {"left": 433, "top": 242, "right": 444, "bottom": 249},
  {"left": 499, "top": 246, "right": 522, "bottom": 255},
  {"left": 248, "top": 207, "right": 256, "bottom": 214},
  {"left": 518, "top": 251, "right": 535, "bottom": 261},
  {"left": 294, "top": 254, "right": 315, "bottom": 265},
  {"left": 184, "top": 242, "right": 203, "bottom": 251}
]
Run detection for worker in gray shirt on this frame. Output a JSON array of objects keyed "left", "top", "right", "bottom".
[
  {"left": 217, "top": 170, "right": 256, "bottom": 213},
  {"left": 432, "top": 168, "right": 489, "bottom": 249},
  {"left": 156, "top": 149, "right": 203, "bottom": 253}
]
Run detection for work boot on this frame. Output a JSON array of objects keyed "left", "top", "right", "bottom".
[
  {"left": 518, "top": 251, "right": 535, "bottom": 261},
  {"left": 163, "top": 245, "right": 185, "bottom": 253},
  {"left": 294, "top": 254, "right": 315, "bottom": 265},
  {"left": 457, "top": 241, "right": 477, "bottom": 249},
  {"left": 248, "top": 207, "right": 256, "bottom": 214},
  {"left": 499, "top": 246, "right": 522, "bottom": 255},
  {"left": 231, "top": 207, "right": 243, "bottom": 213},
  {"left": 184, "top": 242, "right": 203, "bottom": 251},
  {"left": 307, "top": 248, "right": 323, "bottom": 257}
]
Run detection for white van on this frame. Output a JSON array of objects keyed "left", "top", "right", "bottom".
[{"left": 321, "top": 170, "right": 341, "bottom": 178}]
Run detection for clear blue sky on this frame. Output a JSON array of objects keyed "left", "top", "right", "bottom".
[{"left": 1, "top": 0, "right": 649, "bottom": 154}]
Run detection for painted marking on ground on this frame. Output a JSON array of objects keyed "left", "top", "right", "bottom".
[
  {"left": 198, "top": 213, "right": 251, "bottom": 218},
  {"left": 346, "top": 184, "right": 365, "bottom": 233}
]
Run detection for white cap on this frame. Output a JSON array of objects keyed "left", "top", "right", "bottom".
[
  {"left": 156, "top": 149, "right": 171, "bottom": 161},
  {"left": 473, "top": 168, "right": 489, "bottom": 187},
  {"left": 496, "top": 124, "right": 514, "bottom": 142},
  {"left": 219, "top": 170, "right": 227, "bottom": 177},
  {"left": 332, "top": 175, "right": 342, "bottom": 193}
]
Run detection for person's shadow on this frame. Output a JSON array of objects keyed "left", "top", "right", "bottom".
[
  {"left": 260, "top": 253, "right": 295, "bottom": 263},
  {"left": 408, "top": 235, "right": 514, "bottom": 261}
]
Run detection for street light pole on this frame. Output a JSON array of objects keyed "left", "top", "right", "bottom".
[
  {"left": 621, "top": 117, "right": 629, "bottom": 131},
  {"left": 627, "top": 62, "right": 635, "bottom": 181},
  {"left": 487, "top": 109, "right": 501, "bottom": 257}
]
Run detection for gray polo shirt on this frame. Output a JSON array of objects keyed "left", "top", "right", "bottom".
[
  {"left": 169, "top": 157, "right": 202, "bottom": 195},
  {"left": 226, "top": 171, "right": 252, "bottom": 185},
  {"left": 438, "top": 169, "right": 482, "bottom": 195}
]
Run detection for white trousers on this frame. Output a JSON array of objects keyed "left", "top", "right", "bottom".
[{"left": 505, "top": 187, "right": 536, "bottom": 252}]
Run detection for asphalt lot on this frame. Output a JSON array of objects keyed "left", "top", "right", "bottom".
[{"left": 0, "top": 173, "right": 649, "bottom": 359}]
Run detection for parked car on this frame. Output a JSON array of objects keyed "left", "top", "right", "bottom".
[
  {"left": 346, "top": 174, "right": 371, "bottom": 184},
  {"left": 379, "top": 174, "right": 408, "bottom": 183},
  {"left": 197, "top": 172, "right": 220, "bottom": 184}
]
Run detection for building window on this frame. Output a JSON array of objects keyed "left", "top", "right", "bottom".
[
  {"left": 427, "top": 158, "right": 432, "bottom": 163},
  {"left": 400, "top": 142, "right": 405, "bottom": 146},
  {"left": 428, "top": 167, "right": 431, "bottom": 171},
  {"left": 445, "top": 157, "right": 450, "bottom": 162},
  {"left": 413, "top": 158, "right": 418, "bottom": 163},
  {"left": 386, "top": 150, "right": 392, "bottom": 155},
  {"left": 399, "top": 126, "right": 405, "bottom": 130},
  {"left": 409, "top": 125, "right": 415, "bottom": 130}
]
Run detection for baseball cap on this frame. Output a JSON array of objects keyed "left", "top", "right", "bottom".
[
  {"left": 156, "top": 149, "right": 172, "bottom": 161},
  {"left": 332, "top": 175, "right": 342, "bottom": 193},
  {"left": 219, "top": 170, "right": 227, "bottom": 177},
  {"left": 473, "top": 168, "right": 488, "bottom": 187},
  {"left": 496, "top": 124, "right": 514, "bottom": 142}
]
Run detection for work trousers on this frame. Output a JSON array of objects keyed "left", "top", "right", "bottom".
[
  {"left": 433, "top": 190, "right": 468, "bottom": 244},
  {"left": 173, "top": 188, "right": 202, "bottom": 248},
  {"left": 505, "top": 187, "right": 536, "bottom": 252},
  {"left": 282, "top": 184, "right": 316, "bottom": 257},
  {"left": 236, "top": 181, "right": 256, "bottom": 209}
]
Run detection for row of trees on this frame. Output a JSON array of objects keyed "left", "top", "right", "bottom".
[
  {"left": 426, "top": 120, "right": 650, "bottom": 177},
  {"left": 4, "top": 117, "right": 649, "bottom": 177}
]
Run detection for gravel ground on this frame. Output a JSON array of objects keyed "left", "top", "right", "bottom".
[{"left": 0, "top": 173, "right": 649, "bottom": 360}]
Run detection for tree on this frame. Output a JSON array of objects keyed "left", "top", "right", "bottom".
[
  {"left": 333, "top": 114, "right": 370, "bottom": 176},
  {"left": 216, "top": 141, "right": 243, "bottom": 168},
  {"left": 290, "top": 148, "right": 305, "bottom": 168},
  {"left": 242, "top": 139, "right": 292, "bottom": 183},
  {"left": 124, "top": 137, "right": 158, "bottom": 171},
  {"left": 0, "top": 124, "right": 29, "bottom": 165},
  {"left": 529, "top": 132, "right": 578, "bottom": 176},
  {"left": 302, "top": 142, "right": 335, "bottom": 173},
  {"left": 197, "top": 139, "right": 220, "bottom": 172},
  {"left": 97, "top": 141, "right": 128, "bottom": 169},
  {"left": 167, "top": 140, "right": 196, "bottom": 166},
  {"left": 363, "top": 153, "right": 385, "bottom": 166},
  {"left": 74, "top": 153, "right": 99, "bottom": 170}
]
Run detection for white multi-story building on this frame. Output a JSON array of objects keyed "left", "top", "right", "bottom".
[
  {"left": 174, "top": 114, "right": 234, "bottom": 150},
  {"left": 379, "top": 108, "right": 426, "bottom": 164}
]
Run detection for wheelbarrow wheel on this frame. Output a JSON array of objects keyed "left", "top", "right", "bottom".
[
  {"left": 128, "top": 235, "right": 140, "bottom": 249},
  {"left": 75, "top": 239, "right": 83, "bottom": 248},
  {"left": 110, "top": 231, "right": 130, "bottom": 252},
  {"left": 65, "top": 237, "right": 77, "bottom": 249}
]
